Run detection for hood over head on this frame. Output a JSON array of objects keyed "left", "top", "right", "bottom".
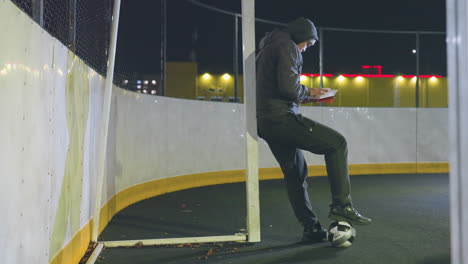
[
  {"left": 259, "top": 29, "right": 290, "bottom": 49},
  {"left": 286, "top": 17, "right": 319, "bottom": 44}
]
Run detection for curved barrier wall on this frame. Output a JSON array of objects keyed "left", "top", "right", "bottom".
[{"left": 0, "top": 1, "right": 448, "bottom": 264}]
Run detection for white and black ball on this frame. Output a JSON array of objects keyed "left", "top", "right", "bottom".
[{"left": 327, "top": 221, "right": 356, "bottom": 248}]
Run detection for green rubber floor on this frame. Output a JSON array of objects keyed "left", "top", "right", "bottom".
[{"left": 96, "top": 173, "right": 450, "bottom": 264}]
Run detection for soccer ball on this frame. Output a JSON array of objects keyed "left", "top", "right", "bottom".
[{"left": 327, "top": 221, "right": 356, "bottom": 248}]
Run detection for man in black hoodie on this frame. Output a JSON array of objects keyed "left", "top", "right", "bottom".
[{"left": 256, "top": 17, "right": 371, "bottom": 244}]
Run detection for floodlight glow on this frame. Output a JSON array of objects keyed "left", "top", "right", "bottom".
[
  {"left": 222, "top": 73, "right": 231, "bottom": 80},
  {"left": 203, "top": 73, "right": 211, "bottom": 80},
  {"left": 300, "top": 75, "right": 307, "bottom": 82},
  {"left": 397, "top": 76, "right": 404, "bottom": 82},
  {"left": 338, "top": 75, "right": 345, "bottom": 82},
  {"left": 356, "top": 76, "right": 364, "bottom": 82},
  {"left": 430, "top": 76, "right": 437, "bottom": 82}
]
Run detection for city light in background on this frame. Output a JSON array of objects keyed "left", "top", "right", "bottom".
[{"left": 203, "top": 73, "right": 211, "bottom": 80}]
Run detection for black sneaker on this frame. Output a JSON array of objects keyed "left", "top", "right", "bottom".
[
  {"left": 300, "top": 222, "right": 328, "bottom": 244},
  {"left": 329, "top": 204, "right": 372, "bottom": 225}
]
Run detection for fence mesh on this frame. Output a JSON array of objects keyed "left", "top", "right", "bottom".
[
  {"left": 43, "top": 0, "right": 70, "bottom": 48},
  {"left": 75, "top": 0, "right": 112, "bottom": 75},
  {"left": 10, "top": 0, "right": 32, "bottom": 16},
  {"left": 10, "top": 0, "right": 113, "bottom": 77}
]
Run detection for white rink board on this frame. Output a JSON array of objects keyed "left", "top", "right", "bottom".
[{"left": 108, "top": 93, "right": 448, "bottom": 203}]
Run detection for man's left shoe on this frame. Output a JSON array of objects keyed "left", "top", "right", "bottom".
[
  {"left": 328, "top": 204, "right": 372, "bottom": 225},
  {"left": 300, "top": 222, "right": 328, "bottom": 244}
]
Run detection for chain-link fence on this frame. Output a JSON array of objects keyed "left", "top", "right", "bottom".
[
  {"left": 10, "top": 0, "right": 32, "bottom": 16},
  {"left": 10, "top": 0, "right": 113, "bottom": 77}
]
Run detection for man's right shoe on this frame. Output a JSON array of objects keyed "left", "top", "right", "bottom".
[
  {"left": 300, "top": 222, "right": 328, "bottom": 244},
  {"left": 328, "top": 204, "right": 372, "bottom": 225}
]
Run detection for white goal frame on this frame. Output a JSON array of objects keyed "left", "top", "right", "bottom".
[
  {"left": 447, "top": 0, "right": 468, "bottom": 263},
  {"left": 91, "top": 0, "right": 261, "bottom": 249}
]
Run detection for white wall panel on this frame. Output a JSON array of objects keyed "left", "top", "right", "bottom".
[
  {"left": 47, "top": 40, "right": 69, "bottom": 260},
  {"left": 105, "top": 91, "right": 248, "bottom": 203},
  {"left": 86, "top": 72, "right": 106, "bottom": 220},
  {"left": 0, "top": 1, "right": 54, "bottom": 263},
  {"left": 165, "top": 98, "right": 246, "bottom": 174},
  {"left": 417, "top": 108, "right": 449, "bottom": 162},
  {"left": 282, "top": 107, "right": 409, "bottom": 166},
  {"left": 106, "top": 91, "right": 449, "bottom": 202},
  {"left": 104, "top": 90, "right": 166, "bottom": 200}
]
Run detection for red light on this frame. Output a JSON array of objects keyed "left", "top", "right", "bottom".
[
  {"left": 342, "top": 74, "right": 395, "bottom": 78},
  {"left": 301, "top": 73, "right": 443, "bottom": 79},
  {"left": 301, "top": 73, "right": 334, "bottom": 77},
  {"left": 361, "top": 65, "right": 383, "bottom": 74},
  {"left": 402, "top": 75, "right": 442, "bottom": 78},
  {"left": 420, "top": 75, "right": 442, "bottom": 78}
]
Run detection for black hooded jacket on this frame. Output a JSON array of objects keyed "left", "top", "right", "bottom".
[{"left": 256, "top": 18, "right": 319, "bottom": 117}]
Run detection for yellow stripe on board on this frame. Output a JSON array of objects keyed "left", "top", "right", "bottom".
[
  {"left": 49, "top": 220, "right": 92, "bottom": 264},
  {"left": 53, "top": 162, "right": 448, "bottom": 264}
]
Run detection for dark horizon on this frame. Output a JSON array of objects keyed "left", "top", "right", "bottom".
[{"left": 114, "top": 0, "right": 447, "bottom": 78}]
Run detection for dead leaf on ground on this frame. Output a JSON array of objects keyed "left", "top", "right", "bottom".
[
  {"left": 206, "top": 248, "right": 215, "bottom": 257},
  {"left": 134, "top": 242, "right": 143, "bottom": 248}
]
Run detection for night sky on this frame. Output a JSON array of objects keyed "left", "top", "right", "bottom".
[{"left": 114, "top": 0, "right": 447, "bottom": 77}]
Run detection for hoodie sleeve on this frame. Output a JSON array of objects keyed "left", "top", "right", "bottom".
[{"left": 276, "top": 41, "right": 310, "bottom": 101}]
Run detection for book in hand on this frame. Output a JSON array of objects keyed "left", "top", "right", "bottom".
[
  {"left": 315, "top": 88, "right": 337, "bottom": 99},
  {"left": 301, "top": 88, "right": 338, "bottom": 104}
]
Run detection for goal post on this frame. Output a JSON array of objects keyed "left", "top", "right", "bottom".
[
  {"left": 92, "top": 0, "right": 122, "bottom": 243},
  {"left": 242, "top": 0, "right": 261, "bottom": 243},
  {"left": 93, "top": 0, "right": 261, "bottom": 247}
]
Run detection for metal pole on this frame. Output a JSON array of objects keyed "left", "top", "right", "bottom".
[
  {"left": 319, "top": 28, "right": 324, "bottom": 89},
  {"left": 415, "top": 33, "right": 420, "bottom": 108},
  {"left": 320, "top": 26, "right": 445, "bottom": 35},
  {"left": 447, "top": 0, "right": 468, "bottom": 262},
  {"left": 32, "top": 0, "right": 43, "bottom": 26},
  {"left": 92, "top": 0, "right": 121, "bottom": 242},
  {"left": 234, "top": 15, "right": 239, "bottom": 103},
  {"left": 319, "top": 28, "right": 324, "bottom": 107},
  {"left": 160, "top": 0, "right": 167, "bottom": 96},
  {"left": 68, "top": 0, "right": 77, "bottom": 52},
  {"left": 241, "top": 0, "right": 261, "bottom": 243}
]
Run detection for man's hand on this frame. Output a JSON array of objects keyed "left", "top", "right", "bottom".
[
  {"left": 300, "top": 88, "right": 334, "bottom": 104},
  {"left": 308, "top": 88, "right": 330, "bottom": 98}
]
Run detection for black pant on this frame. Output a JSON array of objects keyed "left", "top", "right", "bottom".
[{"left": 257, "top": 113, "right": 352, "bottom": 226}]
